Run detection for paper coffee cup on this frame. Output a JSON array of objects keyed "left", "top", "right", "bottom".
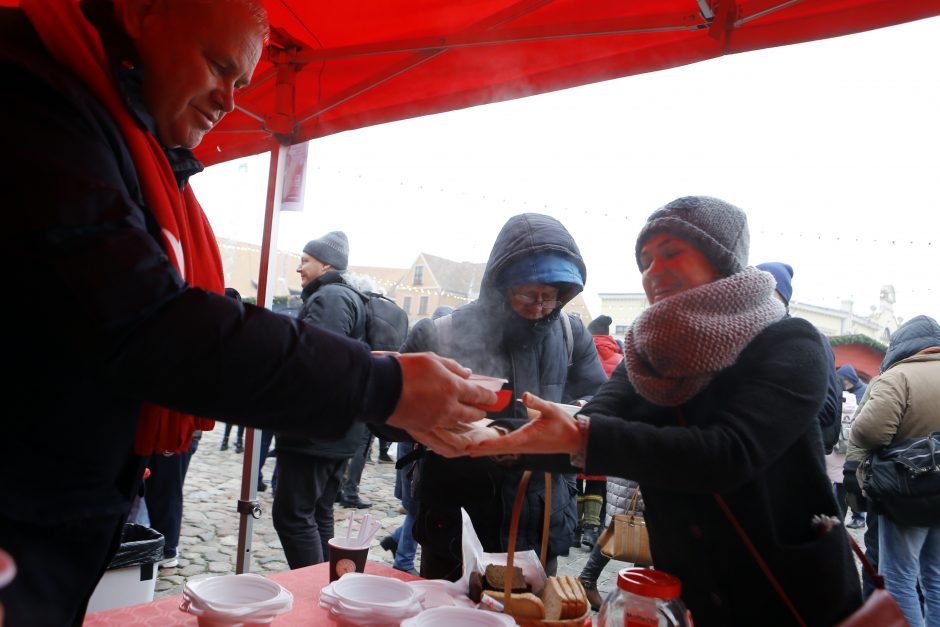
[{"left": 327, "top": 538, "right": 369, "bottom": 582}]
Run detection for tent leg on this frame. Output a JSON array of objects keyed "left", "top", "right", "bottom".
[
  {"left": 234, "top": 143, "right": 289, "bottom": 573},
  {"left": 235, "top": 428, "right": 262, "bottom": 574}
]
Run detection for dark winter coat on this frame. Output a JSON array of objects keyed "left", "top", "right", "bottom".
[
  {"left": 581, "top": 317, "right": 862, "bottom": 626},
  {"left": 275, "top": 272, "right": 370, "bottom": 459},
  {"left": 818, "top": 338, "right": 843, "bottom": 454},
  {"left": 403, "top": 213, "right": 608, "bottom": 566},
  {"left": 0, "top": 5, "right": 401, "bottom": 525}
]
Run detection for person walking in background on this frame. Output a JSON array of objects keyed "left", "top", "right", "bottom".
[
  {"left": 379, "top": 305, "right": 455, "bottom": 575},
  {"left": 390, "top": 213, "right": 608, "bottom": 581},
  {"left": 838, "top": 364, "right": 868, "bottom": 404},
  {"left": 837, "top": 363, "right": 869, "bottom": 529},
  {"left": 378, "top": 438, "right": 395, "bottom": 464},
  {"left": 219, "top": 423, "right": 245, "bottom": 453},
  {"left": 848, "top": 315, "right": 940, "bottom": 627},
  {"left": 587, "top": 314, "right": 623, "bottom": 377},
  {"left": 337, "top": 431, "right": 375, "bottom": 509},
  {"left": 144, "top": 430, "right": 202, "bottom": 569},
  {"left": 575, "top": 314, "right": 624, "bottom": 549},
  {"left": 756, "top": 262, "right": 846, "bottom": 514},
  {"left": 578, "top": 477, "right": 643, "bottom": 610},
  {"left": 0, "top": 1, "right": 496, "bottom": 621},
  {"left": 471, "top": 196, "right": 863, "bottom": 625},
  {"left": 272, "top": 232, "right": 373, "bottom": 568},
  {"left": 379, "top": 440, "right": 421, "bottom": 575}
]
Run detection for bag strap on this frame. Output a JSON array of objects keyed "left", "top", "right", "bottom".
[
  {"left": 560, "top": 312, "right": 573, "bottom": 367},
  {"left": 626, "top": 487, "right": 642, "bottom": 514},
  {"left": 504, "top": 470, "right": 552, "bottom": 617},
  {"left": 677, "top": 408, "right": 809, "bottom": 627},
  {"left": 845, "top": 530, "right": 885, "bottom": 589}
]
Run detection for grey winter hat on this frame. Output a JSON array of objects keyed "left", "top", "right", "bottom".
[
  {"left": 303, "top": 231, "right": 349, "bottom": 270},
  {"left": 634, "top": 195, "right": 749, "bottom": 277}
]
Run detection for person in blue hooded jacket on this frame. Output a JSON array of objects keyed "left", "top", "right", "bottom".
[
  {"left": 837, "top": 363, "right": 869, "bottom": 529},
  {"left": 837, "top": 364, "right": 868, "bottom": 404},
  {"left": 394, "top": 213, "right": 608, "bottom": 581}
]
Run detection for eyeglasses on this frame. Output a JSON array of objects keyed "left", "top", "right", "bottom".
[{"left": 510, "top": 290, "right": 560, "bottom": 310}]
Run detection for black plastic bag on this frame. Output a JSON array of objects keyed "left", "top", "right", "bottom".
[
  {"left": 107, "top": 523, "right": 164, "bottom": 570},
  {"left": 863, "top": 432, "right": 940, "bottom": 526}
]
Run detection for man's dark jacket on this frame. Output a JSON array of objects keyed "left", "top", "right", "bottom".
[
  {"left": 0, "top": 5, "right": 400, "bottom": 527},
  {"left": 276, "top": 272, "right": 369, "bottom": 459}
]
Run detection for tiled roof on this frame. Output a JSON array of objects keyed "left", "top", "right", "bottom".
[{"left": 421, "top": 253, "right": 486, "bottom": 298}]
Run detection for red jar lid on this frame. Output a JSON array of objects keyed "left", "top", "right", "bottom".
[{"left": 616, "top": 567, "right": 681, "bottom": 599}]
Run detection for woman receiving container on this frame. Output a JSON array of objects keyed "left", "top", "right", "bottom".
[{"left": 469, "top": 196, "right": 863, "bottom": 626}]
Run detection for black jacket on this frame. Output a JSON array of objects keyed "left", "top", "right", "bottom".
[
  {"left": 403, "top": 214, "right": 608, "bottom": 564},
  {"left": 0, "top": 5, "right": 401, "bottom": 524},
  {"left": 582, "top": 317, "right": 862, "bottom": 626},
  {"left": 276, "top": 273, "right": 369, "bottom": 459}
]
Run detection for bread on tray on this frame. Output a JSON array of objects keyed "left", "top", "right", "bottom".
[
  {"left": 478, "top": 574, "right": 588, "bottom": 622},
  {"left": 483, "top": 590, "right": 545, "bottom": 619},
  {"left": 543, "top": 575, "right": 588, "bottom": 620},
  {"left": 484, "top": 564, "right": 529, "bottom": 592}
]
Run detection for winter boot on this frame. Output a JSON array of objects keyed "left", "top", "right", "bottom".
[{"left": 581, "top": 495, "right": 603, "bottom": 549}]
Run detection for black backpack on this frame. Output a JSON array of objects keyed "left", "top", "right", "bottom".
[{"left": 341, "top": 284, "right": 409, "bottom": 351}]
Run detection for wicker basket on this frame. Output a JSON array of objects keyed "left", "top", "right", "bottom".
[{"left": 500, "top": 471, "right": 591, "bottom": 627}]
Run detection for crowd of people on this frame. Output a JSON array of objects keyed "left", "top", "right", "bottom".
[{"left": 1, "top": 1, "right": 937, "bottom": 626}]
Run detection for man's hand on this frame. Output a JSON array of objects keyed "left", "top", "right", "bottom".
[
  {"left": 467, "top": 392, "right": 583, "bottom": 457},
  {"left": 412, "top": 419, "right": 501, "bottom": 458},
  {"left": 384, "top": 352, "right": 496, "bottom": 433}
]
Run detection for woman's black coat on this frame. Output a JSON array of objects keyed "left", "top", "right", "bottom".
[{"left": 581, "top": 317, "right": 862, "bottom": 626}]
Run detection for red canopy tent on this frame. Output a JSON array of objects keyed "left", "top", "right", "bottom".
[
  {"left": 199, "top": 0, "right": 940, "bottom": 167},
  {"left": 10, "top": 0, "right": 940, "bottom": 573},
  {"left": 206, "top": 0, "right": 940, "bottom": 574}
]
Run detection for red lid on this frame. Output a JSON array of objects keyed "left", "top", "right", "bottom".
[{"left": 616, "top": 567, "right": 681, "bottom": 599}]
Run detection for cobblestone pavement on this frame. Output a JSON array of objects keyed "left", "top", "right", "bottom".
[{"left": 157, "top": 428, "right": 867, "bottom": 622}]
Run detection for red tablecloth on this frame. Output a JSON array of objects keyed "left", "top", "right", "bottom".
[{"left": 83, "top": 560, "right": 420, "bottom": 626}]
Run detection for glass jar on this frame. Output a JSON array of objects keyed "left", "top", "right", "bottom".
[{"left": 598, "top": 567, "right": 693, "bottom": 627}]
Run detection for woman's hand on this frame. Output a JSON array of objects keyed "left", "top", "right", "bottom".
[{"left": 466, "top": 392, "right": 584, "bottom": 457}]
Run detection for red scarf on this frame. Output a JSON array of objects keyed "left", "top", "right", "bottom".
[{"left": 24, "top": 0, "right": 221, "bottom": 454}]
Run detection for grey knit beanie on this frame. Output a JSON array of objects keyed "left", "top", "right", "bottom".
[
  {"left": 634, "top": 196, "right": 749, "bottom": 277},
  {"left": 303, "top": 231, "right": 349, "bottom": 270}
]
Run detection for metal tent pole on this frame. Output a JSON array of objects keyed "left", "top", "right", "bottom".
[{"left": 235, "top": 142, "right": 288, "bottom": 573}]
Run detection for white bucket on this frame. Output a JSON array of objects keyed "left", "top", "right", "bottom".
[{"left": 86, "top": 562, "right": 158, "bottom": 613}]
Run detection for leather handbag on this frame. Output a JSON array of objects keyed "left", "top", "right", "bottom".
[{"left": 597, "top": 489, "right": 653, "bottom": 566}]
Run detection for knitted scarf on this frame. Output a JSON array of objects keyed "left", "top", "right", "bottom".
[
  {"left": 624, "top": 267, "right": 786, "bottom": 407},
  {"left": 24, "top": 0, "right": 223, "bottom": 455}
]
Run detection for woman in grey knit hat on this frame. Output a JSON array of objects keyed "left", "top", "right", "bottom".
[{"left": 469, "top": 196, "right": 863, "bottom": 626}]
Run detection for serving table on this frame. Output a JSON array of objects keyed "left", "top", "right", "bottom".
[{"left": 83, "top": 560, "right": 420, "bottom": 625}]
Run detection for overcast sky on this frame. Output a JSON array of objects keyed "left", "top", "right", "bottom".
[{"left": 193, "top": 15, "right": 940, "bottom": 325}]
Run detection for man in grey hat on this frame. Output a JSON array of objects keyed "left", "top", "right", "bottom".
[{"left": 272, "top": 231, "right": 374, "bottom": 567}]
